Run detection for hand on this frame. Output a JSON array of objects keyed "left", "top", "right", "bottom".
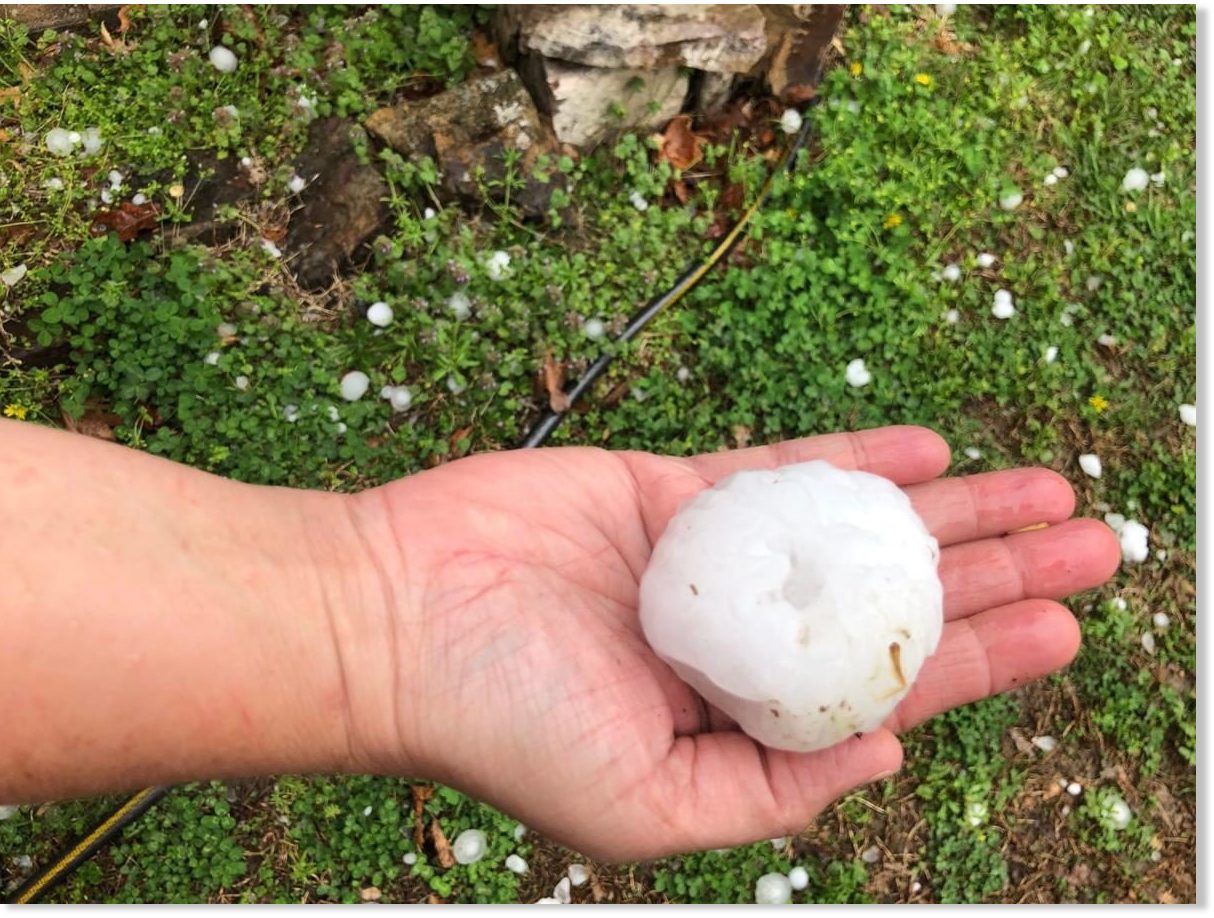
[{"left": 350, "top": 425, "right": 1119, "bottom": 862}]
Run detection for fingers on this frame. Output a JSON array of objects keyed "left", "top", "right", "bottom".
[
  {"left": 685, "top": 425, "right": 952, "bottom": 488},
  {"left": 906, "top": 468, "right": 1076, "bottom": 548},
  {"left": 888, "top": 599, "right": 1081, "bottom": 733},
  {"left": 941, "top": 518, "right": 1121, "bottom": 622}
]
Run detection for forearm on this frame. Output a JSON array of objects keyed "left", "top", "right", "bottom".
[{"left": 0, "top": 419, "right": 395, "bottom": 803}]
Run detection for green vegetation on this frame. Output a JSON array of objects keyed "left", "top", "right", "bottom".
[{"left": 0, "top": 3, "right": 1194, "bottom": 904}]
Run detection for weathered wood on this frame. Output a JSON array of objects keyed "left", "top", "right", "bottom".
[{"left": 1, "top": 4, "right": 120, "bottom": 32}]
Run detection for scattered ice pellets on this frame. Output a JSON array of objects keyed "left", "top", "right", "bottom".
[
  {"left": 945, "top": 309, "right": 960, "bottom": 324},
  {"left": 485, "top": 250, "right": 511, "bottom": 281},
  {"left": 1121, "top": 167, "right": 1149, "bottom": 193},
  {"left": 964, "top": 446, "right": 982, "bottom": 460},
  {"left": 1, "top": 264, "right": 27, "bottom": 287},
  {"left": 1179, "top": 403, "right": 1196, "bottom": 427},
  {"left": 283, "top": 404, "right": 300, "bottom": 422},
  {"left": 676, "top": 366, "right": 692, "bottom": 383},
  {"left": 131, "top": 192, "right": 147, "bottom": 206},
  {"left": 965, "top": 801, "right": 988, "bottom": 827},
  {"left": 0, "top": 805, "right": 17, "bottom": 820},
  {"left": 553, "top": 877, "right": 572, "bottom": 904},
  {"left": 1140, "top": 631, "right": 1156, "bottom": 654},
  {"left": 403, "top": 852, "right": 418, "bottom": 866},
  {"left": 991, "top": 288, "right": 1015, "bottom": 319},
  {"left": 1053, "top": 166, "right": 1069, "bottom": 179},
  {"left": 1097, "top": 333, "right": 1117, "bottom": 347},
  {"left": 788, "top": 866, "right": 809, "bottom": 891},
  {"left": 388, "top": 387, "right": 413, "bottom": 411},
  {"left": 941, "top": 263, "right": 961, "bottom": 281},
  {"left": 1101, "top": 794, "right": 1133, "bottom": 831},
  {"left": 1112, "top": 597, "right": 1127, "bottom": 611},
  {"left": 340, "top": 370, "right": 370, "bottom": 402},
  {"left": 999, "top": 189, "right": 1023, "bottom": 210},
  {"left": 780, "top": 108, "right": 803, "bottom": 134},
  {"left": 845, "top": 357, "right": 872, "bottom": 388},
  {"left": 1119, "top": 520, "right": 1149, "bottom": 564},
  {"left": 424, "top": 207, "right": 436, "bottom": 220},
  {"left": 911, "top": 881, "right": 922, "bottom": 894},
  {"left": 755, "top": 873, "right": 793, "bottom": 905},
  {"left": 100, "top": 189, "right": 114, "bottom": 205},
  {"left": 1066, "top": 782, "right": 1082, "bottom": 796},
  {"left": 107, "top": 170, "right": 124, "bottom": 190},
  {"left": 583, "top": 317, "right": 607, "bottom": 340},
  {"left": 1044, "top": 173, "right": 1058, "bottom": 186},
  {"left": 366, "top": 301, "right": 394, "bottom": 327},
  {"left": 288, "top": 174, "right": 306, "bottom": 194},
  {"left": 13, "top": 854, "right": 32, "bottom": 870},
  {"left": 335, "top": 422, "right": 347, "bottom": 434},
  {"left": 447, "top": 291, "right": 472, "bottom": 320},
  {"left": 1045, "top": 345, "right": 1059, "bottom": 363},
  {"left": 326, "top": 405, "right": 340, "bottom": 422},
  {"left": 976, "top": 252, "right": 996, "bottom": 268},
  {"left": 452, "top": 829, "right": 488, "bottom": 865},
  {"left": 568, "top": 864, "right": 589, "bottom": 887},
  {"left": 45, "top": 127, "right": 75, "bottom": 155},
  {"left": 513, "top": 823, "right": 527, "bottom": 842},
  {"left": 234, "top": 375, "right": 249, "bottom": 390},
  {"left": 1032, "top": 735, "right": 1057, "bottom": 752},
  {"left": 261, "top": 239, "right": 282, "bottom": 258},
  {"left": 209, "top": 45, "right": 239, "bottom": 73},
  {"left": 1152, "top": 612, "right": 1170, "bottom": 629},
  {"left": 505, "top": 854, "right": 528, "bottom": 875},
  {"left": 204, "top": 350, "right": 221, "bottom": 366},
  {"left": 1156, "top": 549, "right": 1168, "bottom": 562},
  {"left": 1078, "top": 454, "right": 1102, "bottom": 479},
  {"left": 629, "top": 190, "right": 649, "bottom": 211},
  {"left": 861, "top": 845, "right": 881, "bottom": 864},
  {"left": 82, "top": 126, "right": 104, "bottom": 155}
]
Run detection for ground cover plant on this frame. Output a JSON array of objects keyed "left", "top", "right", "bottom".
[{"left": 0, "top": 3, "right": 1195, "bottom": 904}]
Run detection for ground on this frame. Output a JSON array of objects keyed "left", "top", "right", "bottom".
[{"left": 0, "top": 3, "right": 1196, "bottom": 905}]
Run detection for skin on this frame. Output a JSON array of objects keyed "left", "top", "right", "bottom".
[{"left": 0, "top": 419, "right": 1120, "bottom": 862}]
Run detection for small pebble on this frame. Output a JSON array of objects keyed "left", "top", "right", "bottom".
[
  {"left": 788, "top": 866, "right": 809, "bottom": 891},
  {"left": 505, "top": 854, "right": 528, "bottom": 875},
  {"left": 1078, "top": 453, "right": 1102, "bottom": 479},
  {"left": 568, "top": 864, "right": 590, "bottom": 887},
  {"left": 209, "top": 45, "right": 239, "bottom": 73}
]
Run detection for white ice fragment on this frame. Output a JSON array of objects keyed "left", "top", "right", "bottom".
[
  {"left": 452, "top": 829, "right": 488, "bottom": 865},
  {"left": 288, "top": 174, "right": 306, "bottom": 194},
  {"left": 1179, "top": 403, "right": 1196, "bottom": 427},
  {"left": 845, "top": 358, "right": 872, "bottom": 388},
  {"left": 1100, "top": 794, "right": 1132, "bottom": 831},
  {"left": 911, "top": 881, "right": 922, "bottom": 894},
  {"left": 568, "top": 864, "right": 589, "bottom": 887},
  {"left": 0, "top": 805, "right": 17, "bottom": 820},
  {"left": 1152, "top": 612, "right": 1170, "bottom": 629},
  {"left": 965, "top": 801, "right": 988, "bottom": 827},
  {"left": 535, "top": 898, "right": 561, "bottom": 905},
  {"left": 261, "top": 239, "right": 282, "bottom": 259},
  {"left": 209, "top": 45, "right": 239, "bottom": 73},
  {"left": 999, "top": 190, "right": 1023, "bottom": 210},
  {"left": 1121, "top": 167, "right": 1149, "bottom": 193},
  {"left": 861, "top": 845, "right": 881, "bottom": 864},
  {"left": 1032, "top": 735, "right": 1057, "bottom": 753},
  {"left": 1119, "top": 521, "right": 1149, "bottom": 564},
  {"left": 1085, "top": 274, "right": 1103, "bottom": 292},
  {"left": 388, "top": 387, "right": 413, "bottom": 412},
  {"left": 1, "top": 264, "right": 27, "bottom": 287},
  {"left": 505, "top": 854, "right": 528, "bottom": 875},
  {"left": 1112, "top": 597, "right": 1127, "bottom": 611},
  {"left": 629, "top": 190, "right": 649, "bottom": 212},
  {"left": 1067, "top": 782, "right": 1082, "bottom": 796},
  {"left": 45, "top": 127, "right": 76, "bottom": 155},
  {"left": 976, "top": 252, "right": 996, "bottom": 268},
  {"left": 945, "top": 309, "right": 960, "bottom": 324},
  {"left": 1150, "top": 171, "right": 1165, "bottom": 186},
  {"left": 1155, "top": 549, "right": 1167, "bottom": 562},
  {"left": 366, "top": 302, "right": 394, "bottom": 327},
  {"left": 403, "top": 852, "right": 418, "bottom": 866},
  {"left": 964, "top": 446, "right": 982, "bottom": 460},
  {"left": 100, "top": 188, "right": 114, "bottom": 205},
  {"left": 44, "top": 177, "right": 65, "bottom": 191},
  {"left": 424, "top": 207, "right": 436, "bottom": 220},
  {"left": 992, "top": 289, "right": 1015, "bottom": 319},
  {"left": 676, "top": 366, "right": 692, "bottom": 383},
  {"left": 780, "top": 108, "right": 803, "bottom": 134},
  {"left": 755, "top": 873, "right": 793, "bottom": 905},
  {"left": 446, "top": 375, "right": 466, "bottom": 395},
  {"left": 770, "top": 836, "right": 789, "bottom": 850},
  {"left": 1078, "top": 454, "right": 1102, "bottom": 479},
  {"left": 1053, "top": 166, "right": 1069, "bottom": 179},
  {"left": 941, "top": 263, "right": 961, "bottom": 282},
  {"left": 1044, "top": 346, "right": 1058, "bottom": 364},
  {"left": 553, "top": 877, "right": 572, "bottom": 904},
  {"left": 326, "top": 405, "right": 340, "bottom": 422},
  {"left": 13, "top": 854, "right": 32, "bottom": 870},
  {"left": 485, "top": 250, "right": 511, "bottom": 281},
  {"left": 340, "top": 370, "right": 370, "bottom": 402},
  {"left": 283, "top": 404, "right": 300, "bottom": 422},
  {"left": 513, "top": 823, "right": 527, "bottom": 842},
  {"left": 1140, "top": 631, "right": 1156, "bottom": 654},
  {"left": 1064, "top": 240, "right": 1075, "bottom": 256},
  {"left": 788, "top": 866, "right": 809, "bottom": 891},
  {"left": 131, "top": 192, "right": 147, "bottom": 206},
  {"left": 107, "top": 169, "right": 124, "bottom": 189},
  {"left": 204, "top": 350, "right": 221, "bottom": 366},
  {"left": 234, "top": 375, "right": 249, "bottom": 390},
  {"left": 335, "top": 422, "right": 347, "bottom": 434},
  {"left": 642, "top": 461, "right": 943, "bottom": 754},
  {"left": 447, "top": 291, "right": 472, "bottom": 320},
  {"left": 82, "top": 126, "right": 104, "bottom": 155},
  {"left": 583, "top": 317, "right": 607, "bottom": 340},
  {"left": 363, "top": 805, "right": 373, "bottom": 817},
  {"left": 1097, "top": 333, "right": 1116, "bottom": 347},
  {"left": 1043, "top": 173, "right": 1058, "bottom": 186}
]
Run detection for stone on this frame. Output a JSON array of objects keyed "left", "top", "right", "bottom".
[
  {"left": 758, "top": 5, "right": 846, "bottom": 100},
  {"left": 366, "top": 70, "right": 563, "bottom": 217},
  {"left": 536, "top": 60, "right": 688, "bottom": 147},
  {"left": 697, "top": 71, "right": 736, "bottom": 112}
]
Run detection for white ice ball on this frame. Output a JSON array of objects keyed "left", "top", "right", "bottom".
[
  {"left": 639, "top": 461, "right": 943, "bottom": 753},
  {"left": 1121, "top": 167, "right": 1149, "bottom": 193},
  {"left": 505, "top": 854, "right": 528, "bottom": 875},
  {"left": 1078, "top": 453, "right": 1102, "bottom": 479},
  {"left": 45, "top": 128, "right": 76, "bottom": 156},
  {"left": 845, "top": 358, "right": 871, "bottom": 388},
  {"left": 788, "top": 866, "right": 810, "bottom": 891},
  {"left": 366, "top": 301, "right": 394, "bottom": 327},
  {"left": 1119, "top": 520, "right": 1149, "bottom": 564},
  {"left": 209, "top": 45, "right": 239, "bottom": 73},
  {"left": 780, "top": 108, "right": 803, "bottom": 135},
  {"left": 452, "top": 829, "right": 487, "bottom": 865},
  {"left": 755, "top": 873, "right": 793, "bottom": 905},
  {"left": 1179, "top": 403, "right": 1196, "bottom": 427},
  {"left": 340, "top": 370, "right": 371, "bottom": 402}
]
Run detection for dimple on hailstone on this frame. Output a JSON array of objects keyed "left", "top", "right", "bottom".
[{"left": 639, "top": 461, "right": 943, "bottom": 753}]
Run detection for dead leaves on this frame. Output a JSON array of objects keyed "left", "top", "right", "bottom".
[
  {"left": 99, "top": 6, "right": 137, "bottom": 55},
  {"left": 91, "top": 201, "right": 162, "bottom": 242},
  {"left": 62, "top": 402, "right": 121, "bottom": 441},
  {"left": 430, "top": 818, "right": 455, "bottom": 869},
  {"left": 657, "top": 115, "right": 707, "bottom": 171},
  {"left": 410, "top": 785, "right": 432, "bottom": 849},
  {"left": 543, "top": 349, "right": 571, "bottom": 413}
]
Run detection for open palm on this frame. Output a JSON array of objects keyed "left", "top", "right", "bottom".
[{"left": 368, "top": 426, "right": 1118, "bottom": 862}]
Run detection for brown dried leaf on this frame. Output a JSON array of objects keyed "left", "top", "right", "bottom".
[
  {"left": 91, "top": 201, "right": 162, "bottom": 242},
  {"left": 430, "top": 818, "right": 454, "bottom": 869},
  {"left": 658, "top": 115, "right": 706, "bottom": 171},
  {"left": 118, "top": 5, "right": 135, "bottom": 35},
  {"left": 732, "top": 425, "right": 752, "bottom": 449},
  {"left": 1008, "top": 727, "right": 1036, "bottom": 756},
  {"left": 63, "top": 403, "right": 120, "bottom": 441},
  {"left": 99, "top": 21, "right": 129, "bottom": 55},
  {"left": 671, "top": 180, "right": 690, "bottom": 204},
  {"left": 360, "top": 887, "right": 382, "bottom": 902},
  {"left": 543, "top": 349, "right": 571, "bottom": 413},
  {"left": 411, "top": 785, "right": 432, "bottom": 849}
]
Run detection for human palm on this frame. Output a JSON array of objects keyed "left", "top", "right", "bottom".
[{"left": 372, "top": 426, "right": 1118, "bottom": 862}]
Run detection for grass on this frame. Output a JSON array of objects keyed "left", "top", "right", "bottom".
[{"left": 0, "top": 3, "right": 1195, "bottom": 904}]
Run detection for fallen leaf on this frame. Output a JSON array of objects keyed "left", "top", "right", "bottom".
[
  {"left": 430, "top": 818, "right": 454, "bottom": 869},
  {"left": 360, "top": 887, "right": 381, "bottom": 902},
  {"left": 427, "top": 895, "right": 446, "bottom": 905},
  {"left": 62, "top": 403, "right": 120, "bottom": 441},
  {"left": 1008, "top": 727, "right": 1036, "bottom": 756},
  {"left": 732, "top": 425, "right": 752, "bottom": 449},
  {"left": 411, "top": 785, "right": 432, "bottom": 850},
  {"left": 91, "top": 201, "right": 162, "bottom": 242},
  {"left": 470, "top": 31, "right": 501, "bottom": 70},
  {"left": 671, "top": 180, "right": 690, "bottom": 204},
  {"left": 118, "top": 5, "right": 134, "bottom": 35},
  {"left": 543, "top": 349, "right": 571, "bottom": 413},
  {"left": 658, "top": 115, "right": 706, "bottom": 171},
  {"left": 98, "top": 21, "right": 129, "bottom": 55}
]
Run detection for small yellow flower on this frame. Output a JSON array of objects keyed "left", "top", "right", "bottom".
[
  {"left": 883, "top": 213, "right": 903, "bottom": 230},
  {"left": 786, "top": 208, "right": 798, "bottom": 219},
  {"left": 914, "top": 73, "right": 934, "bottom": 87},
  {"left": 3, "top": 403, "right": 28, "bottom": 420},
  {"left": 1089, "top": 395, "right": 1110, "bottom": 413},
  {"left": 850, "top": 61, "right": 863, "bottom": 78},
  {"left": 1125, "top": 201, "right": 1138, "bottom": 213}
]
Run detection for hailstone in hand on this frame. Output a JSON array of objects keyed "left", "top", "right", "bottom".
[{"left": 639, "top": 460, "right": 943, "bottom": 753}]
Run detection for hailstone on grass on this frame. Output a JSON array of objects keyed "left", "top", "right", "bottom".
[
  {"left": 788, "top": 867, "right": 809, "bottom": 891},
  {"left": 452, "top": 829, "right": 487, "bottom": 865},
  {"left": 45, "top": 128, "right": 75, "bottom": 156},
  {"left": 1179, "top": 403, "right": 1196, "bottom": 427},
  {"left": 340, "top": 370, "right": 370, "bottom": 402},
  {"left": 755, "top": 873, "right": 793, "bottom": 905},
  {"left": 366, "top": 301, "right": 394, "bottom": 327},
  {"left": 1078, "top": 454, "right": 1102, "bottom": 479},
  {"left": 1121, "top": 167, "right": 1149, "bottom": 193},
  {"left": 1118, "top": 520, "right": 1149, "bottom": 564},
  {"left": 845, "top": 358, "right": 872, "bottom": 388},
  {"left": 780, "top": 108, "right": 803, "bottom": 134},
  {"left": 639, "top": 461, "right": 943, "bottom": 753},
  {"left": 991, "top": 289, "right": 1015, "bottom": 319},
  {"left": 209, "top": 45, "right": 239, "bottom": 73}
]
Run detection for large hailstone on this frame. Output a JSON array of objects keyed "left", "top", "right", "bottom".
[{"left": 639, "top": 460, "right": 943, "bottom": 753}]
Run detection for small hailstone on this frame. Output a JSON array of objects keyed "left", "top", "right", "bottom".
[
  {"left": 1112, "top": 597, "right": 1127, "bottom": 611},
  {"left": 131, "top": 192, "right": 147, "bottom": 206},
  {"left": 1140, "top": 631, "right": 1156, "bottom": 654},
  {"left": 388, "top": 387, "right": 413, "bottom": 412},
  {"left": 936, "top": 2, "right": 957, "bottom": 14},
  {"left": 1150, "top": 171, "right": 1165, "bottom": 186},
  {"left": 1066, "top": 782, "right": 1082, "bottom": 796},
  {"left": 1053, "top": 166, "right": 1069, "bottom": 179},
  {"left": 45, "top": 127, "right": 76, "bottom": 155},
  {"left": 452, "top": 829, "right": 488, "bottom": 865},
  {"left": 217, "top": 322, "right": 238, "bottom": 338},
  {"left": 234, "top": 375, "right": 249, "bottom": 390},
  {"left": 676, "top": 366, "right": 692, "bottom": 383},
  {"left": 991, "top": 289, "right": 1015, "bottom": 319},
  {"left": 100, "top": 189, "right": 114, "bottom": 205},
  {"left": 911, "top": 881, "right": 922, "bottom": 894},
  {"left": 861, "top": 845, "right": 882, "bottom": 864},
  {"left": 283, "top": 404, "right": 300, "bottom": 422},
  {"left": 1179, "top": 404, "right": 1196, "bottom": 427},
  {"left": 1152, "top": 612, "right": 1170, "bottom": 629},
  {"left": 198, "top": 18, "right": 209, "bottom": 29},
  {"left": 82, "top": 126, "right": 104, "bottom": 155},
  {"left": 1097, "top": 333, "right": 1117, "bottom": 347},
  {"left": 44, "top": 177, "right": 65, "bottom": 191},
  {"left": 0, "top": 805, "right": 17, "bottom": 820},
  {"left": 941, "top": 263, "right": 961, "bottom": 282},
  {"left": 755, "top": 873, "right": 793, "bottom": 905},
  {"left": 366, "top": 302, "right": 394, "bottom": 327},
  {"left": 1044, "top": 346, "right": 1059, "bottom": 364},
  {"left": 780, "top": 108, "right": 803, "bottom": 134},
  {"left": 553, "top": 877, "right": 572, "bottom": 905},
  {"left": 1156, "top": 549, "right": 1168, "bottom": 562},
  {"left": 629, "top": 190, "right": 649, "bottom": 211},
  {"left": 204, "top": 350, "right": 221, "bottom": 366},
  {"left": 363, "top": 805, "right": 373, "bottom": 817},
  {"left": 216, "top": 104, "right": 239, "bottom": 120},
  {"left": 788, "top": 866, "right": 809, "bottom": 891},
  {"left": 945, "top": 309, "right": 960, "bottom": 324},
  {"left": 107, "top": 169, "right": 124, "bottom": 189},
  {"left": 261, "top": 239, "right": 282, "bottom": 258},
  {"left": 505, "top": 854, "right": 528, "bottom": 875},
  {"left": 964, "top": 446, "right": 982, "bottom": 460},
  {"left": 340, "top": 370, "right": 370, "bottom": 402},
  {"left": 326, "top": 405, "right": 340, "bottom": 422},
  {"left": 770, "top": 836, "right": 789, "bottom": 850},
  {"left": 240, "top": 156, "right": 253, "bottom": 168},
  {"left": 335, "top": 422, "right": 347, "bottom": 434},
  {"left": 845, "top": 358, "right": 872, "bottom": 388},
  {"left": 1119, "top": 521, "right": 1149, "bottom": 564},
  {"left": 583, "top": 317, "right": 607, "bottom": 340},
  {"left": 1, "top": 264, "right": 27, "bottom": 287},
  {"left": 1100, "top": 794, "right": 1133, "bottom": 831},
  {"left": 1064, "top": 240, "right": 1075, "bottom": 256},
  {"left": 1121, "top": 168, "right": 1149, "bottom": 193},
  {"left": 568, "top": 864, "right": 589, "bottom": 887},
  {"left": 1085, "top": 274, "right": 1103, "bottom": 292},
  {"left": 447, "top": 291, "right": 472, "bottom": 320},
  {"left": 1043, "top": 173, "right": 1058, "bottom": 186},
  {"left": 976, "top": 252, "right": 996, "bottom": 268},
  {"left": 1078, "top": 454, "right": 1102, "bottom": 479},
  {"left": 965, "top": 801, "right": 988, "bottom": 827},
  {"left": 403, "top": 852, "right": 418, "bottom": 866},
  {"left": 209, "top": 45, "right": 239, "bottom": 73},
  {"left": 999, "top": 189, "right": 1023, "bottom": 210},
  {"left": 288, "top": 174, "right": 307, "bottom": 194},
  {"left": 424, "top": 207, "right": 436, "bottom": 220},
  {"left": 513, "top": 823, "right": 527, "bottom": 842},
  {"left": 485, "top": 250, "right": 511, "bottom": 281},
  {"left": 13, "top": 854, "right": 32, "bottom": 870},
  {"left": 1032, "top": 735, "right": 1057, "bottom": 752}
]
